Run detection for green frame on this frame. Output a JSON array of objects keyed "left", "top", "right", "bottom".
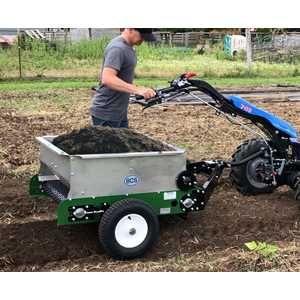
[
  {"left": 29, "top": 174, "right": 188, "bottom": 225},
  {"left": 29, "top": 174, "right": 47, "bottom": 196}
]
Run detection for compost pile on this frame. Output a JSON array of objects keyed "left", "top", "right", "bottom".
[{"left": 52, "top": 126, "right": 173, "bottom": 155}]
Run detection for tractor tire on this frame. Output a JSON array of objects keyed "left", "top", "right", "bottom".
[
  {"left": 230, "top": 139, "right": 276, "bottom": 195},
  {"left": 99, "top": 199, "right": 159, "bottom": 260}
]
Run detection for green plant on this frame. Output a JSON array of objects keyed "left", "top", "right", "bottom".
[
  {"left": 65, "top": 37, "right": 111, "bottom": 59},
  {"left": 245, "top": 241, "right": 279, "bottom": 259},
  {"left": 211, "top": 42, "right": 232, "bottom": 61},
  {"left": 236, "top": 49, "right": 246, "bottom": 61}
]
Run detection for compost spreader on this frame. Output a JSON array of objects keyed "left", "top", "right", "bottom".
[
  {"left": 30, "top": 72, "right": 300, "bottom": 260},
  {"left": 30, "top": 130, "right": 224, "bottom": 259}
]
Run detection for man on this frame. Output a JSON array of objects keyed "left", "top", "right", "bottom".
[{"left": 90, "top": 28, "right": 156, "bottom": 128}]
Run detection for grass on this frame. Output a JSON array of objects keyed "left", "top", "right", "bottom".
[{"left": 1, "top": 76, "right": 300, "bottom": 92}]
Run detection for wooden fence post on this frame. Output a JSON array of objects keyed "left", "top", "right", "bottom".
[
  {"left": 169, "top": 33, "right": 173, "bottom": 47},
  {"left": 17, "top": 28, "right": 22, "bottom": 79},
  {"left": 184, "top": 32, "right": 189, "bottom": 47}
]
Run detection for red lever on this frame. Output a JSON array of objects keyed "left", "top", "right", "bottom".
[{"left": 184, "top": 72, "right": 198, "bottom": 79}]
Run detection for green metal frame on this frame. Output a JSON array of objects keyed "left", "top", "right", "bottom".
[
  {"left": 29, "top": 174, "right": 189, "bottom": 225},
  {"left": 29, "top": 174, "right": 47, "bottom": 197}
]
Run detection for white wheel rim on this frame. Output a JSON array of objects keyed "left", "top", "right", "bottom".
[{"left": 115, "top": 214, "right": 148, "bottom": 248}]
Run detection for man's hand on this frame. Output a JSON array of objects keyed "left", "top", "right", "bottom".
[
  {"left": 134, "top": 86, "right": 156, "bottom": 100},
  {"left": 101, "top": 68, "right": 156, "bottom": 100}
]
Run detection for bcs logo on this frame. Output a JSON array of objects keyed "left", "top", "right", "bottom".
[{"left": 124, "top": 175, "right": 139, "bottom": 186}]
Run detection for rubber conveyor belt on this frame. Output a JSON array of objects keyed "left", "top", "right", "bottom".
[{"left": 42, "top": 180, "right": 69, "bottom": 203}]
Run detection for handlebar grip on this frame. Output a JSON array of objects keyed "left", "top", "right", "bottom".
[
  {"left": 142, "top": 97, "right": 162, "bottom": 110},
  {"left": 158, "top": 86, "right": 176, "bottom": 94},
  {"left": 135, "top": 89, "right": 158, "bottom": 100}
]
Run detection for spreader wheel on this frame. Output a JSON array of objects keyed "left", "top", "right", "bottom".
[{"left": 98, "top": 199, "right": 159, "bottom": 260}]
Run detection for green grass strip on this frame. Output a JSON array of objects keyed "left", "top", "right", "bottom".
[{"left": 0, "top": 76, "right": 300, "bottom": 92}]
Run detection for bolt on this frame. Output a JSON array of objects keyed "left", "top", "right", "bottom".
[
  {"left": 85, "top": 216, "right": 89, "bottom": 220},
  {"left": 72, "top": 218, "right": 75, "bottom": 221},
  {"left": 129, "top": 228, "right": 136, "bottom": 235},
  {"left": 182, "top": 208, "right": 186, "bottom": 211},
  {"left": 85, "top": 205, "right": 89, "bottom": 209}
]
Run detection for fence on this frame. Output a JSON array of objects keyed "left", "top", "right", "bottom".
[
  {"left": 153, "top": 31, "right": 230, "bottom": 47},
  {"left": 251, "top": 32, "right": 300, "bottom": 63}
]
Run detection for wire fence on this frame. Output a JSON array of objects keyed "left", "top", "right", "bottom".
[{"left": 251, "top": 32, "right": 300, "bottom": 63}]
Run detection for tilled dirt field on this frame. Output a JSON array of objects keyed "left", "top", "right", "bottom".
[{"left": 1, "top": 87, "right": 300, "bottom": 271}]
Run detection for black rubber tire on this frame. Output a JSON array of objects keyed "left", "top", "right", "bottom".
[
  {"left": 99, "top": 199, "right": 159, "bottom": 260},
  {"left": 230, "top": 138, "right": 276, "bottom": 195}
]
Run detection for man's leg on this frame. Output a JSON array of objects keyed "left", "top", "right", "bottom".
[
  {"left": 120, "top": 119, "right": 129, "bottom": 128},
  {"left": 91, "top": 116, "right": 120, "bottom": 128}
]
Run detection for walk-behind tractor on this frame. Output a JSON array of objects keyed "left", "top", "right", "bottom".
[{"left": 30, "top": 72, "right": 300, "bottom": 260}]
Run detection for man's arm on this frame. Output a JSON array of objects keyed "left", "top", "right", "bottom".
[{"left": 102, "top": 67, "right": 156, "bottom": 100}]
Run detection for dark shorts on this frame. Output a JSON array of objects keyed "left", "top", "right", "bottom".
[{"left": 91, "top": 116, "right": 129, "bottom": 128}]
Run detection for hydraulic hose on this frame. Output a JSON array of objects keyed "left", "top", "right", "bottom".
[{"left": 229, "top": 149, "right": 266, "bottom": 167}]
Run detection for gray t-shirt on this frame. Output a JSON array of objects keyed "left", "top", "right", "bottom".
[{"left": 90, "top": 36, "right": 137, "bottom": 121}]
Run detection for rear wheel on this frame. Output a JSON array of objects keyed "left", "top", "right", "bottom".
[
  {"left": 230, "top": 139, "right": 276, "bottom": 195},
  {"left": 99, "top": 199, "right": 159, "bottom": 260}
]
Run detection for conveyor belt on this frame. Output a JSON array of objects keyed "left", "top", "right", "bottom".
[{"left": 42, "top": 180, "right": 69, "bottom": 203}]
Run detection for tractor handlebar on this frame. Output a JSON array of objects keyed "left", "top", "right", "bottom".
[{"left": 131, "top": 73, "right": 195, "bottom": 109}]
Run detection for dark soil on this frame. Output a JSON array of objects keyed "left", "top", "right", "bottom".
[
  {"left": 52, "top": 126, "right": 173, "bottom": 155},
  {"left": 1, "top": 88, "right": 300, "bottom": 271}
]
